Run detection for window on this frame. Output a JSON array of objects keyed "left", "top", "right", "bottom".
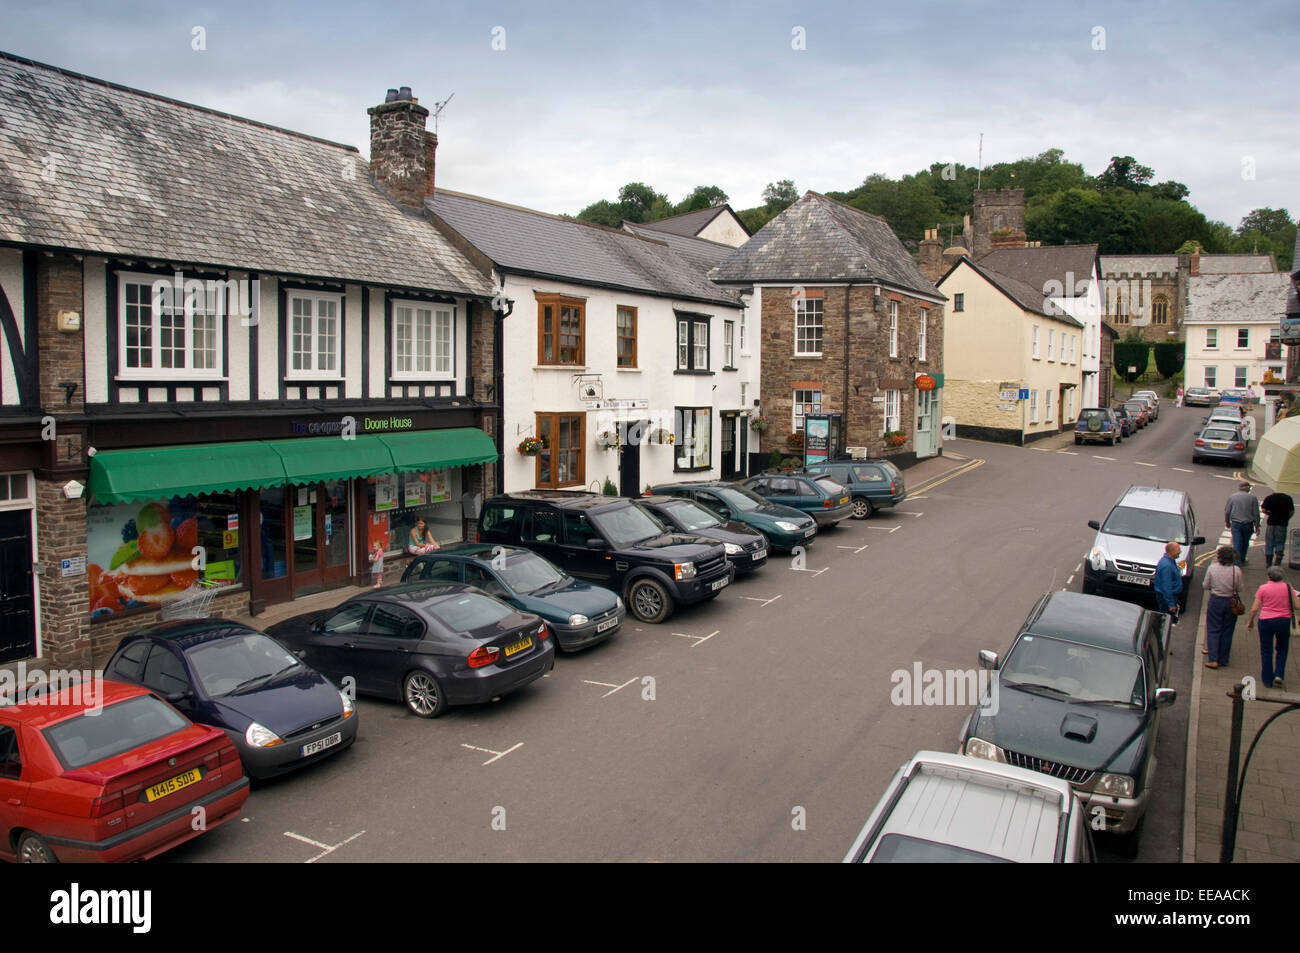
[
  {"left": 0, "top": 726, "right": 20, "bottom": 780},
  {"left": 536, "top": 413, "right": 584, "bottom": 488},
  {"left": 676, "top": 315, "right": 710, "bottom": 371},
  {"left": 953, "top": 293, "right": 964, "bottom": 312},
  {"left": 1152, "top": 296, "right": 1168, "bottom": 325},
  {"left": 392, "top": 301, "right": 452, "bottom": 379},
  {"left": 889, "top": 301, "right": 899, "bottom": 358},
  {"left": 1237, "top": 328, "right": 1250, "bottom": 349},
  {"left": 1046, "top": 388, "right": 1054, "bottom": 421},
  {"left": 616, "top": 306, "right": 637, "bottom": 368},
  {"left": 795, "top": 297, "right": 823, "bottom": 356},
  {"left": 117, "top": 273, "right": 223, "bottom": 378},
  {"left": 1064, "top": 387, "right": 1073, "bottom": 420},
  {"left": 884, "top": 390, "right": 901, "bottom": 432},
  {"left": 793, "top": 388, "right": 823, "bottom": 433},
  {"left": 919, "top": 309, "right": 928, "bottom": 361},
  {"left": 537, "top": 294, "right": 585, "bottom": 366},
  {"left": 1235, "top": 366, "right": 1248, "bottom": 388},
  {"left": 740, "top": 312, "right": 747, "bottom": 352},
  {"left": 724, "top": 320, "right": 736, "bottom": 368},
  {"left": 288, "top": 291, "right": 341, "bottom": 378},
  {"left": 1206, "top": 328, "right": 1218, "bottom": 349},
  {"left": 675, "top": 407, "right": 711, "bottom": 471},
  {"left": 1029, "top": 390, "right": 1039, "bottom": 423},
  {"left": 1032, "top": 325, "right": 1041, "bottom": 359},
  {"left": 1205, "top": 366, "right": 1217, "bottom": 388},
  {"left": 1048, "top": 329, "right": 1055, "bottom": 361}
]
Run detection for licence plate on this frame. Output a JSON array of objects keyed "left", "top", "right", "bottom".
[
  {"left": 1211, "top": 442, "right": 1228, "bottom": 449},
  {"left": 301, "top": 731, "right": 342, "bottom": 758},
  {"left": 711, "top": 577, "right": 729, "bottom": 591},
  {"left": 803, "top": 528, "right": 815, "bottom": 537},
  {"left": 840, "top": 497, "right": 849, "bottom": 505},
  {"left": 596, "top": 617, "right": 618, "bottom": 633},
  {"left": 752, "top": 549, "right": 767, "bottom": 561},
  {"left": 504, "top": 635, "right": 533, "bottom": 658},
  {"left": 1117, "top": 573, "right": 1151, "bottom": 586},
  {"left": 145, "top": 768, "right": 201, "bottom": 803}
]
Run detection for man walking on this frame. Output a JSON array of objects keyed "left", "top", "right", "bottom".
[
  {"left": 1154, "top": 540, "right": 1184, "bottom": 624},
  {"left": 1226, "top": 482, "right": 1261, "bottom": 566},
  {"left": 1262, "top": 487, "right": 1295, "bottom": 567}
]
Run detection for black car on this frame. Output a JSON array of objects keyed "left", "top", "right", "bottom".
[
  {"left": 477, "top": 492, "right": 732, "bottom": 624},
  {"left": 104, "top": 620, "right": 358, "bottom": 779},
  {"left": 267, "top": 584, "right": 554, "bottom": 718},
  {"left": 637, "top": 496, "right": 768, "bottom": 574},
  {"left": 958, "top": 591, "right": 1176, "bottom": 852},
  {"left": 1110, "top": 404, "right": 1137, "bottom": 438},
  {"left": 649, "top": 481, "right": 817, "bottom": 552},
  {"left": 800, "top": 460, "right": 907, "bottom": 519}
]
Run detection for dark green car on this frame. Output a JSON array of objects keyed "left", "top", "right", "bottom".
[
  {"left": 740, "top": 472, "right": 854, "bottom": 528},
  {"left": 649, "top": 481, "right": 817, "bottom": 552},
  {"left": 800, "top": 460, "right": 906, "bottom": 519},
  {"left": 402, "top": 543, "right": 625, "bottom": 652}
]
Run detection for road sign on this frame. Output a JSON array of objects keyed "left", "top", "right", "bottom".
[{"left": 1018, "top": 389, "right": 1029, "bottom": 400}]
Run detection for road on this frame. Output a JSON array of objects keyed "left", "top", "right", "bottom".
[{"left": 166, "top": 400, "right": 1245, "bottom": 863}]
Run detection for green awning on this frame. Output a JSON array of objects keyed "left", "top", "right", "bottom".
[
  {"left": 88, "top": 442, "right": 289, "bottom": 505},
  {"left": 379, "top": 428, "right": 498, "bottom": 472},
  {"left": 263, "top": 435, "right": 396, "bottom": 485}
]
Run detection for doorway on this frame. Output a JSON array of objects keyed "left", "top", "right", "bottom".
[
  {"left": 915, "top": 388, "right": 940, "bottom": 458},
  {"left": 618, "top": 419, "right": 646, "bottom": 497},
  {"left": 720, "top": 412, "right": 741, "bottom": 480},
  {"left": 0, "top": 510, "right": 34, "bottom": 663},
  {"left": 257, "top": 481, "right": 352, "bottom": 602}
]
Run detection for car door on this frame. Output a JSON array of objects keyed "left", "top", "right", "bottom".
[
  {"left": 560, "top": 509, "right": 609, "bottom": 582},
  {"left": 464, "top": 564, "right": 516, "bottom": 606},
  {"left": 354, "top": 603, "right": 428, "bottom": 698},
  {"left": 520, "top": 506, "right": 566, "bottom": 567},
  {"left": 695, "top": 489, "right": 734, "bottom": 521},
  {"left": 0, "top": 719, "right": 30, "bottom": 857},
  {"left": 307, "top": 601, "right": 374, "bottom": 686},
  {"left": 139, "top": 643, "right": 197, "bottom": 712}
]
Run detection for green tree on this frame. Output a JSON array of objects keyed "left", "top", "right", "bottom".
[
  {"left": 575, "top": 198, "right": 624, "bottom": 227},
  {"left": 1238, "top": 208, "right": 1294, "bottom": 236},
  {"left": 1096, "top": 156, "right": 1155, "bottom": 191},
  {"left": 617, "top": 182, "right": 668, "bottom": 223},
  {"left": 762, "top": 180, "right": 799, "bottom": 212},
  {"left": 674, "top": 185, "right": 729, "bottom": 215},
  {"left": 1152, "top": 341, "right": 1184, "bottom": 379},
  {"left": 1113, "top": 340, "right": 1150, "bottom": 382}
]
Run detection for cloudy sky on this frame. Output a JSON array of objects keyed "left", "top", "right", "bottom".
[{"left": 2, "top": 0, "right": 1294, "bottom": 230}]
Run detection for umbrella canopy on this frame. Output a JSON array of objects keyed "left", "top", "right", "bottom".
[{"left": 1252, "top": 416, "right": 1300, "bottom": 495}]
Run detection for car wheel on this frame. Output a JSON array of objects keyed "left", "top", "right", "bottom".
[
  {"left": 403, "top": 670, "right": 447, "bottom": 718},
  {"left": 1074, "top": 435, "right": 1083, "bottom": 445},
  {"left": 1109, "top": 815, "right": 1145, "bottom": 859},
  {"left": 1081, "top": 578, "right": 1097, "bottom": 595},
  {"left": 850, "top": 497, "right": 873, "bottom": 519},
  {"left": 1107, "top": 434, "right": 1117, "bottom": 446},
  {"left": 627, "top": 578, "right": 673, "bottom": 624},
  {"left": 17, "top": 831, "right": 57, "bottom": 863}
]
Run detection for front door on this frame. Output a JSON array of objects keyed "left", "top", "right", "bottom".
[
  {"left": 290, "top": 481, "right": 352, "bottom": 598},
  {"left": 720, "top": 413, "right": 739, "bottom": 481},
  {"left": 915, "top": 389, "right": 939, "bottom": 458},
  {"left": 618, "top": 419, "right": 645, "bottom": 497},
  {"left": 0, "top": 511, "right": 34, "bottom": 663}
]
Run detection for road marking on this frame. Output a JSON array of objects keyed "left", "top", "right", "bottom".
[
  {"left": 1032, "top": 447, "right": 1052, "bottom": 453},
  {"left": 673, "top": 630, "right": 719, "bottom": 648},
  {"left": 582, "top": 677, "right": 638, "bottom": 698},
  {"left": 863, "top": 525, "right": 900, "bottom": 533},
  {"left": 1095, "top": 455, "right": 1116, "bottom": 461},
  {"left": 461, "top": 742, "right": 524, "bottom": 765},
  {"left": 739, "top": 593, "right": 783, "bottom": 607},
  {"left": 1135, "top": 462, "right": 1158, "bottom": 467},
  {"left": 791, "top": 566, "right": 829, "bottom": 576},
  {"left": 1067, "top": 575, "right": 1075, "bottom": 585},
  {"left": 898, "top": 511, "right": 924, "bottom": 518},
  {"left": 911, "top": 458, "right": 985, "bottom": 495},
  {"left": 836, "top": 544, "right": 869, "bottom": 553},
  {"left": 1214, "top": 474, "right": 1238, "bottom": 481},
  {"left": 284, "top": 829, "right": 367, "bottom": 864},
  {"left": 907, "top": 495, "right": 928, "bottom": 500},
  {"left": 1171, "top": 467, "right": 1193, "bottom": 473},
  {"left": 1056, "top": 450, "right": 1079, "bottom": 456},
  {"left": 1075, "top": 563, "right": 1082, "bottom": 572}
]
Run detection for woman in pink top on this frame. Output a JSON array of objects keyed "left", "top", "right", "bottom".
[{"left": 1246, "top": 566, "right": 1300, "bottom": 688}]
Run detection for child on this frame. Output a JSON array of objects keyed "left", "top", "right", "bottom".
[{"left": 369, "top": 542, "right": 385, "bottom": 589}]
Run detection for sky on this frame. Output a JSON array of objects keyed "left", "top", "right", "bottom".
[{"left": 1, "top": 0, "right": 1295, "bottom": 231}]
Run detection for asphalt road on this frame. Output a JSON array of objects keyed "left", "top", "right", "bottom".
[{"left": 165, "top": 400, "right": 1245, "bottom": 863}]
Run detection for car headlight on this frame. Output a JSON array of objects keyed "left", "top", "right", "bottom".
[
  {"left": 775, "top": 521, "right": 800, "bottom": 532},
  {"left": 674, "top": 561, "right": 696, "bottom": 580},
  {"left": 1096, "top": 773, "right": 1135, "bottom": 798},
  {"left": 245, "top": 721, "right": 284, "bottom": 748},
  {"left": 1088, "top": 547, "right": 1109, "bottom": 572},
  {"left": 723, "top": 542, "right": 742, "bottom": 555},
  {"left": 963, "top": 737, "right": 1004, "bottom": 762},
  {"left": 339, "top": 690, "right": 354, "bottom": 720},
  {"left": 615, "top": 596, "right": 625, "bottom": 612},
  {"left": 568, "top": 614, "right": 589, "bottom": 625}
]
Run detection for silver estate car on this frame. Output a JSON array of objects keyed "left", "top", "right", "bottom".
[{"left": 1193, "top": 424, "right": 1247, "bottom": 465}]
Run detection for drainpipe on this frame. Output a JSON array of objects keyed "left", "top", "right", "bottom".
[
  {"left": 495, "top": 296, "right": 513, "bottom": 496},
  {"left": 844, "top": 284, "right": 853, "bottom": 456}
]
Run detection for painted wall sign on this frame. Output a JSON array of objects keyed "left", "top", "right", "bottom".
[{"left": 915, "top": 374, "right": 937, "bottom": 391}]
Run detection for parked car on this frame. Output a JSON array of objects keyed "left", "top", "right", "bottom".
[
  {"left": 740, "top": 472, "right": 853, "bottom": 528},
  {"left": 105, "top": 620, "right": 358, "bottom": 779},
  {"left": 1219, "top": 388, "right": 1248, "bottom": 405},
  {"left": 1183, "top": 387, "right": 1217, "bottom": 407},
  {"left": 1121, "top": 401, "right": 1149, "bottom": 429},
  {"left": 477, "top": 493, "right": 732, "bottom": 624},
  {"left": 1075, "top": 407, "right": 1122, "bottom": 446},
  {"left": 1082, "top": 485, "right": 1205, "bottom": 611},
  {"left": 1204, "top": 405, "right": 1245, "bottom": 427},
  {"left": 402, "top": 543, "right": 625, "bottom": 652},
  {"left": 0, "top": 680, "right": 249, "bottom": 862},
  {"left": 636, "top": 496, "right": 768, "bottom": 575},
  {"left": 1110, "top": 404, "right": 1137, "bottom": 438},
  {"left": 649, "top": 481, "right": 817, "bottom": 552},
  {"left": 800, "top": 459, "right": 907, "bottom": 519},
  {"left": 959, "top": 590, "right": 1176, "bottom": 851},
  {"left": 267, "top": 584, "right": 554, "bottom": 718},
  {"left": 1192, "top": 424, "right": 1248, "bottom": 465},
  {"left": 842, "top": 751, "right": 1095, "bottom": 863},
  {"left": 1133, "top": 391, "right": 1160, "bottom": 420}
]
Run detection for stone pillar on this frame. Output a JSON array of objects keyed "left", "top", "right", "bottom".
[
  {"left": 368, "top": 96, "right": 432, "bottom": 210},
  {"left": 36, "top": 479, "right": 90, "bottom": 668}
]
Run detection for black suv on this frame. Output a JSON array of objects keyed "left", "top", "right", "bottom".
[{"left": 477, "top": 493, "right": 733, "bottom": 623}]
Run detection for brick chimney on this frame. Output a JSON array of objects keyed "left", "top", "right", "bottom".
[
  {"left": 918, "top": 228, "right": 944, "bottom": 283},
  {"left": 368, "top": 87, "right": 434, "bottom": 210},
  {"left": 1189, "top": 252, "right": 1200, "bottom": 277}
]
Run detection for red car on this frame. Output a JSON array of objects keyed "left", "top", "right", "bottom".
[{"left": 0, "top": 680, "right": 249, "bottom": 862}]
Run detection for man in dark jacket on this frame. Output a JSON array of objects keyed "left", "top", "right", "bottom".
[
  {"left": 1154, "top": 540, "right": 1184, "bottom": 624},
  {"left": 1262, "top": 488, "right": 1295, "bottom": 567}
]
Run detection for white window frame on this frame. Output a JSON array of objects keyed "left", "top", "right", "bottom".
[
  {"left": 919, "top": 309, "right": 928, "bottom": 362},
  {"left": 1237, "top": 328, "right": 1250, "bottom": 349},
  {"left": 1032, "top": 325, "right": 1040, "bottom": 360},
  {"left": 889, "top": 301, "right": 899, "bottom": 358},
  {"left": 1029, "top": 390, "right": 1039, "bottom": 423},
  {"left": 391, "top": 300, "right": 454, "bottom": 381},
  {"left": 1204, "top": 366, "right": 1217, "bottom": 388},
  {"left": 116, "top": 271, "right": 225, "bottom": 380},
  {"left": 883, "top": 389, "right": 901, "bottom": 433},
  {"left": 1048, "top": 329, "right": 1055, "bottom": 362},
  {"left": 793, "top": 388, "right": 823, "bottom": 434},
  {"left": 1235, "top": 366, "right": 1249, "bottom": 388},
  {"left": 724, "top": 320, "right": 736, "bottom": 368},
  {"left": 953, "top": 293, "right": 964, "bottom": 312},
  {"left": 1045, "top": 388, "right": 1054, "bottom": 421},
  {"left": 1206, "top": 328, "right": 1218, "bottom": 349},
  {"left": 795, "top": 298, "right": 823, "bottom": 356},
  {"left": 287, "top": 291, "right": 343, "bottom": 380}
]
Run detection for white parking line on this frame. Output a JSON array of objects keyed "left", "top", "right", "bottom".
[
  {"left": 460, "top": 742, "right": 524, "bottom": 765},
  {"left": 673, "top": 630, "right": 719, "bottom": 648},
  {"left": 1095, "top": 455, "right": 1116, "bottom": 461},
  {"left": 1067, "top": 574, "right": 1075, "bottom": 585},
  {"left": 1171, "top": 467, "right": 1194, "bottom": 473},
  {"left": 284, "top": 829, "right": 367, "bottom": 864},
  {"left": 1056, "top": 450, "right": 1078, "bottom": 456},
  {"left": 582, "top": 677, "right": 638, "bottom": 698},
  {"left": 1075, "top": 563, "right": 1082, "bottom": 572},
  {"left": 791, "top": 566, "right": 829, "bottom": 576},
  {"left": 1213, "top": 474, "right": 1238, "bottom": 481},
  {"left": 836, "top": 544, "right": 869, "bottom": 553},
  {"left": 907, "top": 495, "right": 928, "bottom": 500},
  {"left": 897, "top": 511, "right": 924, "bottom": 518},
  {"left": 1135, "top": 462, "right": 1158, "bottom": 467},
  {"left": 739, "top": 593, "right": 783, "bottom": 607},
  {"left": 1032, "top": 447, "right": 1052, "bottom": 453},
  {"left": 863, "top": 525, "right": 900, "bottom": 533}
]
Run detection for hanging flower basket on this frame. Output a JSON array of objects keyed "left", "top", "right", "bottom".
[
  {"left": 649, "top": 427, "right": 675, "bottom": 445},
  {"left": 884, "top": 430, "right": 907, "bottom": 448},
  {"left": 749, "top": 415, "right": 771, "bottom": 433},
  {"left": 517, "top": 436, "right": 546, "bottom": 456},
  {"left": 595, "top": 430, "right": 619, "bottom": 450},
  {"left": 786, "top": 431, "right": 804, "bottom": 450}
]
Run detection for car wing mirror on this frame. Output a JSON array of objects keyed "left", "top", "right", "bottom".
[
  {"left": 978, "top": 649, "right": 999, "bottom": 670},
  {"left": 1087, "top": 520, "right": 1101, "bottom": 530},
  {"left": 165, "top": 689, "right": 192, "bottom": 704},
  {"left": 586, "top": 538, "right": 608, "bottom": 550},
  {"left": 1192, "top": 536, "right": 1206, "bottom": 546},
  {"left": 293, "top": 649, "right": 306, "bottom": 659},
  {"left": 311, "top": 620, "right": 325, "bottom": 635},
  {"left": 1155, "top": 687, "right": 1177, "bottom": 708}
]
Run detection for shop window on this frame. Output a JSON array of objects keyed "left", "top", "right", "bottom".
[
  {"left": 366, "top": 469, "right": 461, "bottom": 555},
  {"left": 793, "top": 388, "right": 822, "bottom": 434},
  {"left": 675, "top": 407, "right": 711, "bottom": 471}
]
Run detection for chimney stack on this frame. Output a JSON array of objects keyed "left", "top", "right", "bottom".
[
  {"left": 368, "top": 87, "right": 435, "bottom": 210},
  {"left": 918, "top": 228, "right": 944, "bottom": 283}
]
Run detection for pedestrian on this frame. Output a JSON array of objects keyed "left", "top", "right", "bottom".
[
  {"left": 369, "top": 541, "right": 385, "bottom": 589},
  {"left": 1176, "top": 385, "right": 1184, "bottom": 407},
  {"left": 1247, "top": 383, "right": 1258, "bottom": 405},
  {"left": 1225, "top": 481, "right": 1261, "bottom": 566},
  {"left": 407, "top": 516, "right": 440, "bottom": 555},
  {"left": 1153, "top": 540, "right": 1184, "bottom": 624},
  {"left": 1262, "top": 488, "right": 1295, "bottom": 568},
  {"left": 1246, "top": 566, "right": 1300, "bottom": 689},
  {"left": 1202, "top": 545, "right": 1243, "bottom": 668}
]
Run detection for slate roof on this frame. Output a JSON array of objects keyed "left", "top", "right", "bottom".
[
  {"left": 1100, "top": 255, "right": 1180, "bottom": 276},
  {"left": 622, "top": 223, "right": 735, "bottom": 274},
  {"left": 977, "top": 244, "right": 1099, "bottom": 299},
  {"left": 1185, "top": 273, "right": 1289, "bottom": 324},
  {"left": 430, "top": 190, "right": 741, "bottom": 308},
  {"left": 1198, "top": 254, "right": 1277, "bottom": 274},
  {"left": 0, "top": 51, "right": 492, "bottom": 297},
  {"left": 637, "top": 205, "right": 746, "bottom": 239},
  {"left": 709, "top": 192, "right": 940, "bottom": 298},
  {"left": 941, "top": 257, "right": 1083, "bottom": 327},
  {"left": 1288, "top": 229, "right": 1300, "bottom": 318}
]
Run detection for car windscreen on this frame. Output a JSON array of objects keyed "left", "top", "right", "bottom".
[
  {"left": 42, "top": 695, "right": 191, "bottom": 770},
  {"left": 1003, "top": 634, "right": 1144, "bottom": 706},
  {"left": 1100, "top": 505, "right": 1187, "bottom": 543},
  {"left": 186, "top": 633, "right": 302, "bottom": 698},
  {"left": 869, "top": 834, "right": 1011, "bottom": 863},
  {"left": 714, "top": 486, "right": 764, "bottom": 512},
  {"left": 589, "top": 504, "right": 668, "bottom": 548},
  {"left": 498, "top": 552, "right": 565, "bottom": 594},
  {"left": 661, "top": 500, "right": 721, "bottom": 531},
  {"left": 427, "top": 592, "right": 515, "bottom": 632},
  {"left": 1123, "top": 402, "right": 1146, "bottom": 412}
]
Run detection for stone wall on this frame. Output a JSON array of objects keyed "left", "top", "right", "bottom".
[
  {"left": 972, "top": 189, "right": 1025, "bottom": 259},
  {"left": 368, "top": 99, "right": 432, "bottom": 210}
]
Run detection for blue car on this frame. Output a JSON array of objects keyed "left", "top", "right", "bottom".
[{"left": 105, "top": 619, "right": 358, "bottom": 779}]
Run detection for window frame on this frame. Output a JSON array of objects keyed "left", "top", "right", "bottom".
[
  {"left": 1029, "top": 389, "right": 1039, "bottom": 423},
  {"left": 1048, "top": 328, "right": 1055, "bottom": 362},
  {"left": 116, "top": 271, "right": 225, "bottom": 381},
  {"left": 535, "top": 412, "right": 585, "bottom": 489},
  {"left": 391, "top": 299, "right": 455, "bottom": 381},
  {"left": 888, "top": 301, "right": 899, "bottom": 358},
  {"left": 1237, "top": 328, "right": 1250, "bottom": 350},
  {"left": 723, "top": 320, "right": 736, "bottom": 369},
  {"left": 953, "top": 293, "right": 964, "bottom": 312},
  {"left": 536, "top": 294, "right": 586, "bottom": 367},
  {"left": 1206, "top": 328, "right": 1219, "bottom": 349},
  {"left": 1032, "top": 325, "right": 1041, "bottom": 360},
  {"left": 674, "top": 406, "right": 712, "bottom": 472},
  {"left": 616, "top": 306, "right": 637, "bottom": 369},
  {"left": 883, "top": 389, "right": 901, "bottom": 433},
  {"left": 793, "top": 388, "right": 823, "bottom": 434},
  {"left": 918, "top": 309, "right": 928, "bottom": 362},
  {"left": 1235, "top": 366, "right": 1249, "bottom": 388},
  {"left": 795, "top": 297, "right": 824, "bottom": 357},
  {"left": 286, "top": 290, "right": 344, "bottom": 380},
  {"left": 675, "top": 314, "right": 711, "bottom": 373},
  {"left": 1204, "top": 366, "right": 1217, "bottom": 388}
]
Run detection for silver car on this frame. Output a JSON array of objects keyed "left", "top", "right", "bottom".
[
  {"left": 1184, "top": 387, "right": 1217, "bottom": 407},
  {"left": 1193, "top": 424, "right": 1247, "bottom": 465},
  {"left": 1133, "top": 391, "right": 1160, "bottom": 420}
]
